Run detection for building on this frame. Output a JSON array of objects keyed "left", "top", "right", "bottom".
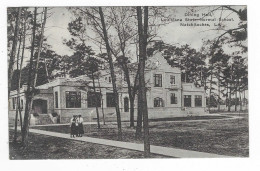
[{"left": 8, "top": 51, "right": 206, "bottom": 125}]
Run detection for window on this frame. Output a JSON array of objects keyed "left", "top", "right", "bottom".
[
  {"left": 107, "top": 93, "right": 116, "bottom": 107},
  {"left": 154, "top": 74, "right": 162, "bottom": 87},
  {"left": 170, "top": 93, "right": 177, "bottom": 104},
  {"left": 195, "top": 95, "right": 202, "bottom": 107},
  {"left": 154, "top": 97, "right": 164, "bottom": 107},
  {"left": 55, "top": 92, "right": 58, "bottom": 108},
  {"left": 108, "top": 77, "right": 112, "bottom": 83},
  {"left": 170, "top": 75, "right": 175, "bottom": 84},
  {"left": 88, "top": 92, "right": 101, "bottom": 107},
  {"left": 65, "top": 91, "right": 81, "bottom": 108},
  {"left": 184, "top": 95, "right": 191, "bottom": 107}
]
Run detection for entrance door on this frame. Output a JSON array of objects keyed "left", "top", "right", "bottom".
[{"left": 124, "top": 97, "right": 129, "bottom": 112}]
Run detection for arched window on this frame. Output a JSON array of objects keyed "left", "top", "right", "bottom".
[{"left": 154, "top": 97, "right": 164, "bottom": 107}]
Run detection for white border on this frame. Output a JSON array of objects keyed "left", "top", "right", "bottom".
[{"left": 1, "top": 0, "right": 259, "bottom": 171}]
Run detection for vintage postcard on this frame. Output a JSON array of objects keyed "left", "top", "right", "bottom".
[{"left": 7, "top": 5, "right": 248, "bottom": 160}]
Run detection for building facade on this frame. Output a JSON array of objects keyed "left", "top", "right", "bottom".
[{"left": 9, "top": 51, "right": 206, "bottom": 125}]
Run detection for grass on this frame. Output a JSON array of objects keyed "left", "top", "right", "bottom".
[
  {"left": 32, "top": 113, "right": 249, "bottom": 157},
  {"left": 9, "top": 130, "right": 166, "bottom": 159}
]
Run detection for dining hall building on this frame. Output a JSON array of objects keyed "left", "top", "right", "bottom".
[{"left": 8, "top": 51, "right": 207, "bottom": 125}]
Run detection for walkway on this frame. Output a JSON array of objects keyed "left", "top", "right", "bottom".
[
  {"left": 14, "top": 127, "right": 231, "bottom": 158},
  {"left": 32, "top": 114, "right": 243, "bottom": 127}
]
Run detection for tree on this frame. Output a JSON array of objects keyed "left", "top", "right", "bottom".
[
  {"left": 87, "top": 57, "right": 102, "bottom": 129},
  {"left": 200, "top": 6, "right": 247, "bottom": 112},
  {"left": 22, "top": 7, "right": 50, "bottom": 145},
  {"left": 16, "top": 8, "right": 28, "bottom": 140},
  {"left": 18, "top": 48, "right": 61, "bottom": 88},
  {"left": 232, "top": 56, "right": 247, "bottom": 111},
  {"left": 109, "top": 7, "right": 139, "bottom": 128},
  {"left": 117, "top": 56, "right": 139, "bottom": 128},
  {"left": 136, "top": 6, "right": 150, "bottom": 157},
  {"left": 34, "top": 7, "right": 48, "bottom": 86},
  {"left": 98, "top": 7, "right": 122, "bottom": 140},
  {"left": 209, "top": 49, "right": 230, "bottom": 111},
  {"left": 22, "top": 7, "right": 38, "bottom": 145},
  {"left": 64, "top": 16, "right": 102, "bottom": 128},
  {"left": 97, "top": 72, "right": 106, "bottom": 125},
  {"left": 13, "top": 7, "right": 30, "bottom": 141},
  {"left": 8, "top": 8, "right": 21, "bottom": 96},
  {"left": 13, "top": 31, "right": 22, "bottom": 143},
  {"left": 135, "top": 7, "right": 173, "bottom": 138}
]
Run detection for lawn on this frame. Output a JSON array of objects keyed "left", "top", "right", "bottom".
[
  {"left": 32, "top": 114, "right": 249, "bottom": 157},
  {"left": 9, "top": 130, "right": 166, "bottom": 159}
]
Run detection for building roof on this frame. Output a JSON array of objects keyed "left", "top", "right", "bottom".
[{"left": 10, "top": 51, "right": 184, "bottom": 96}]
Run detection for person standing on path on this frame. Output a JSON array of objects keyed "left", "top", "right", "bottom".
[
  {"left": 75, "top": 115, "right": 79, "bottom": 137},
  {"left": 70, "top": 115, "right": 77, "bottom": 138},
  {"left": 78, "top": 115, "right": 84, "bottom": 137}
]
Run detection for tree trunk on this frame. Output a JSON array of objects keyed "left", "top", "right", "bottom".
[
  {"left": 136, "top": 6, "right": 150, "bottom": 157},
  {"left": 22, "top": 7, "right": 37, "bottom": 146},
  {"left": 238, "top": 79, "right": 242, "bottom": 111},
  {"left": 121, "top": 62, "right": 135, "bottom": 128},
  {"left": 44, "top": 57, "right": 50, "bottom": 82},
  {"left": 99, "top": 7, "right": 122, "bottom": 140},
  {"left": 129, "top": 96, "right": 135, "bottom": 128},
  {"left": 235, "top": 83, "right": 237, "bottom": 112},
  {"left": 91, "top": 71, "right": 100, "bottom": 129},
  {"left": 228, "top": 83, "right": 231, "bottom": 112},
  {"left": 226, "top": 85, "right": 228, "bottom": 109},
  {"left": 13, "top": 34, "right": 22, "bottom": 143},
  {"left": 113, "top": 13, "right": 136, "bottom": 128},
  {"left": 14, "top": 103, "right": 18, "bottom": 142},
  {"left": 217, "top": 68, "right": 220, "bottom": 112},
  {"left": 34, "top": 7, "right": 47, "bottom": 87},
  {"left": 234, "top": 72, "right": 238, "bottom": 112},
  {"left": 98, "top": 77, "right": 105, "bottom": 125},
  {"left": 200, "top": 66, "right": 203, "bottom": 86},
  {"left": 244, "top": 89, "right": 247, "bottom": 110},
  {"left": 18, "top": 9, "right": 27, "bottom": 133},
  {"left": 239, "top": 89, "right": 242, "bottom": 111},
  {"left": 208, "top": 70, "right": 213, "bottom": 113},
  {"left": 8, "top": 8, "right": 21, "bottom": 97},
  {"left": 135, "top": 89, "right": 143, "bottom": 138}
]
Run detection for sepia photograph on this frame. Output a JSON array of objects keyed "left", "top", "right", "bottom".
[{"left": 7, "top": 5, "right": 248, "bottom": 160}]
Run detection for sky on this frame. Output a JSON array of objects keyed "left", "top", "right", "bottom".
[
  {"left": 15, "top": 6, "right": 247, "bottom": 70},
  {"left": 42, "top": 6, "right": 246, "bottom": 57},
  {"left": 44, "top": 7, "right": 75, "bottom": 56},
  {"left": 39, "top": 6, "right": 247, "bottom": 98}
]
